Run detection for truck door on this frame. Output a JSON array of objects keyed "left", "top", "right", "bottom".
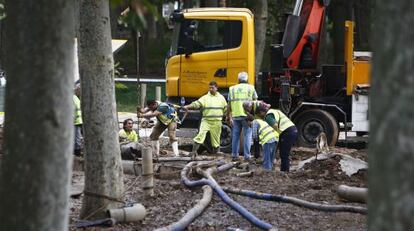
[{"left": 178, "top": 19, "right": 231, "bottom": 98}]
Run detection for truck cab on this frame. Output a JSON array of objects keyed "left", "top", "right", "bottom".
[{"left": 166, "top": 8, "right": 255, "bottom": 103}]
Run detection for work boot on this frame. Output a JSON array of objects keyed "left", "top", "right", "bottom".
[
  {"left": 172, "top": 141, "right": 179, "bottom": 157},
  {"left": 151, "top": 140, "right": 160, "bottom": 159},
  {"left": 212, "top": 147, "right": 219, "bottom": 154},
  {"left": 191, "top": 143, "right": 201, "bottom": 159}
]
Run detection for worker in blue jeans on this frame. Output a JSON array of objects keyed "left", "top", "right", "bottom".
[
  {"left": 252, "top": 118, "right": 279, "bottom": 170},
  {"left": 257, "top": 105, "right": 297, "bottom": 172},
  {"left": 226, "top": 72, "right": 258, "bottom": 161}
]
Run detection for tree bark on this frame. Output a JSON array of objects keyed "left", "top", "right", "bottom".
[
  {"left": 369, "top": 0, "right": 414, "bottom": 230},
  {"left": 0, "top": 0, "right": 74, "bottom": 230},
  {"left": 254, "top": 0, "right": 268, "bottom": 76},
  {"left": 78, "top": 0, "right": 124, "bottom": 219}
]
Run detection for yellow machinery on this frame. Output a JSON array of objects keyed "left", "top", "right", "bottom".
[{"left": 165, "top": 2, "right": 371, "bottom": 148}]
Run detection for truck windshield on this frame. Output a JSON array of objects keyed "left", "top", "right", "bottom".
[
  {"left": 169, "top": 19, "right": 242, "bottom": 56},
  {"left": 168, "top": 22, "right": 181, "bottom": 58}
]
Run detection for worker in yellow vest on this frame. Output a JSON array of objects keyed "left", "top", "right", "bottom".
[
  {"left": 243, "top": 100, "right": 271, "bottom": 160},
  {"left": 243, "top": 100, "right": 270, "bottom": 121},
  {"left": 73, "top": 83, "right": 83, "bottom": 156},
  {"left": 139, "top": 100, "right": 180, "bottom": 157},
  {"left": 252, "top": 117, "right": 279, "bottom": 170},
  {"left": 227, "top": 72, "right": 257, "bottom": 161},
  {"left": 257, "top": 105, "right": 298, "bottom": 172},
  {"left": 183, "top": 81, "right": 227, "bottom": 156},
  {"left": 119, "top": 118, "right": 143, "bottom": 159}
]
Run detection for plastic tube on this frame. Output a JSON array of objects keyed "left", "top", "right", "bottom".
[
  {"left": 222, "top": 187, "right": 367, "bottom": 214},
  {"left": 180, "top": 161, "right": 275, "bottom": 230}
]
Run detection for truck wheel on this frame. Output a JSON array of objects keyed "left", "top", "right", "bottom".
[
  {"left": 294, "top": 109, "right": 339, "bottom": 147},
  {"left": 220, "top": 123, "right": 232, "bottom": 153}
]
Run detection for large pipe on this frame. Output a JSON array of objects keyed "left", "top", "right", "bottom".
[
  {"left": 180, "top": 161, "right": 276, "bottom": 230},
  {"left": 122, "top": 160, "right": 140, "bottom": 176},
  {"left": 222, "top": 187, "right": 367, "bottom": 214},
  {"left": 155, "top": 185, "right": 213, "bottom": 231},
  {"left": 142, "top": 147, "right": 154, "bottom": 197},
  {"left": 337, "top": 185, "right": 368, "bottom": 204}
]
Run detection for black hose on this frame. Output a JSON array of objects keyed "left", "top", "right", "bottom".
[{"left": 222, "top": 187, "right": 367, "bottom": 214}]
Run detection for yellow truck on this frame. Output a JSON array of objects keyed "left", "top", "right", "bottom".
[{"left": 165, "top": 0, "right": 371, "bottom": 148}]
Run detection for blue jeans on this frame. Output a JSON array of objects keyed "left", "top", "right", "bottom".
[
  {"left": 279, "top": 126, "right": 298, "bottom": 172},
  {"left": 231, "top": 118, "right": 252, "bottom": 160},
  {"left": 263, "top": 141, "right": 277, "bottom": 170}
]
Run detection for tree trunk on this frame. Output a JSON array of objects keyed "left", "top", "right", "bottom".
[
  {"left": 0, "top": 0, "right": 74, "bottom": 230},
  {"left": 368, "top": 0, "right": 414, "bottom": 230},
  {"left": 78, "top": 0, "right": 124, "bottom": 219},
  {"left": 254, "top": 0, "right": 268, "bottom": 76},
  {"left": 330, "top": 0, "right": 353, "bottom": 64},
  {"left": 353, "top": 0, "right": 372, "bottom": 50}
]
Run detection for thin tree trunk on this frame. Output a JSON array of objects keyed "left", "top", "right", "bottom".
[
  {"left": 369, "top": 0, "right": 414, "bottom": 230},
  {"left": 78, "top": 0, "right": 124, "bottom": 219},
  {"left": 254, "top": 0, "right": 268, "bottom": 77},
  {"left": 0, "top": 0, "right": 74, "bottom": 230}
]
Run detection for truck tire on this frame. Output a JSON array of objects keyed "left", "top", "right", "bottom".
[
  {"left": 294, "top": 109, "right": 339, "bottom": 147},
  {"left": 220, "top": 123, "right": 232, "bottom": 153}
]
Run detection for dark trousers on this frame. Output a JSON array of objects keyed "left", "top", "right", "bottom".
[{"left": 279, "top": 126, "right": 298, "bottom": 172}]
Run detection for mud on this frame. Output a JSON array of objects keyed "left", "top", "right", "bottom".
[{"left": 69, "top": 147, "right": 367, "bottom": 231}]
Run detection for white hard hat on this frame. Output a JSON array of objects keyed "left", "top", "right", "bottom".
[{"left": 238, "top": 71, "right": 248, "bottom": 82}]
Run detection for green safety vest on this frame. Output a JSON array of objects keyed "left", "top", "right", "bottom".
[
  {"left": 229, "top": 83, "right": 255, "bottom": 117},
  {"left": 73, "top": 95, "right": 82, "bottom": 125},
  {"left": 257, "top": 119, "right": 279, "bottom": 145},
  {"left": 251, "top": 100, "right": 262, "bottom": 119},
  {"left": 267, "top": 109, "right": 295, "bottom": 133},
  {"left": 119, "top": 129, "right": 139, "bottom": 144},
  {"left": 195, "top": 92, "right": 227, "bottom": 121},
  {"left": 157, "top": 101, "right": 177, "bottom": 125}
]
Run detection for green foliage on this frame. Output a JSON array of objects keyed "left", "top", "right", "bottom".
[
  {"left": 115, "top": 82, "right": 129, "bottom": 92},
  {"left": 116, "top": 82, "right": 166, "bottom": 112}
]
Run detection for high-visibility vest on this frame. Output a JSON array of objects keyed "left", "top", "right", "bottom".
[
  {"left": 229, "top": 83, "right": 255, "bottom": 117},
  {"left": 257, "top": 119, "right": 279, "bottom": 145},
  {"left": 73, "top": 95, "right": 82, "bottom": 125},
  {"left": 251, "top": 100, "right": 262, "bottom": 119},
  {"left": 266, "top": 109, "right": 295, "bottom": 133},
  {"left": 156, "top": 101, "right": 177, "bottom": 125},
  {"left": 119, "top": 129, "right": 138, "bottom": 144},
  {"left": 195, "top": 92, "right": 227, "bottom": 121}
]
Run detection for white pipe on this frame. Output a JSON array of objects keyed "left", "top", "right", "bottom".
[
  {"left": 142, "top": 147, "right": 154, "bottom": 197},
  {"left": 107, "top": 203, "right": 146, "bottom": 222},
  {"left": 122, "top": 160, "right": 140, "bottom": 176}
]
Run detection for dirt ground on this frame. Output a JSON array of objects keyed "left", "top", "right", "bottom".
[{"left": 69, "top": 144, "right": 367, "bottom": 231}]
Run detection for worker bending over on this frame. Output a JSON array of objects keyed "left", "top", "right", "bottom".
[
  {"left": 243, "top": 100, "right": 271, "bottom": 160},
  {"left": 139, "top": 100, "right": 180, "bottom": 157},
  {"left": 227, "top": 71, "right": 257, "bottom": 161},
  {"left": 183, "top": 81, "right": 227, "bottom": 157},
  {"left": 252, "top": 114, "right": 279, "bottom": 170},
  {"left": 119, "top": 118, "right": 142, "bottom": 160},
  {"left": 259, "top": 105, "right": 297, "bottom": 172}
]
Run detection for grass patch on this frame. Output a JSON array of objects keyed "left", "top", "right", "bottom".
[{"left": 115, "top": 82, "right": 166, "bottom": 112}]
